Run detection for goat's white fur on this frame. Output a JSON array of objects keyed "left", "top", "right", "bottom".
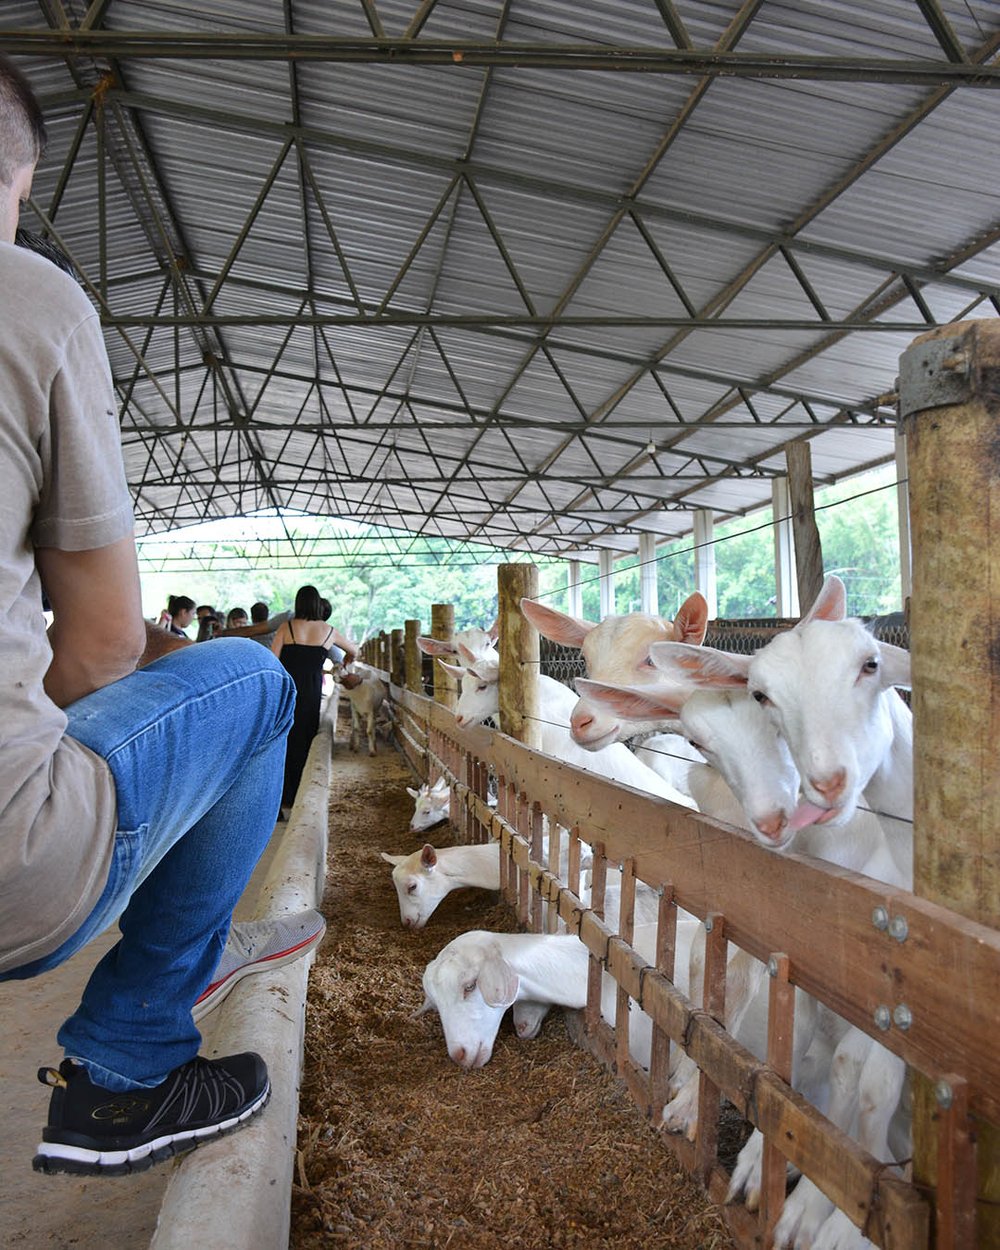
[{"left": 337, "top": 666, "right": 387, "bottom": 757}]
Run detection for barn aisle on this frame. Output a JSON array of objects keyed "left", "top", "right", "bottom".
[{"left": 290, "top": 724, "right": 733, "bottom": 1250}]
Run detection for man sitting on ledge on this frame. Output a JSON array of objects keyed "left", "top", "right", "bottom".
[{"left": 0, "top": 55, "right": 324, "bottom": 1178}]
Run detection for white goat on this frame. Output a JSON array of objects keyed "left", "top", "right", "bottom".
[
  {"left": 416, "top": 621, "right": 498, "bottom": 661},
  {"left": 438, "top": 656, "right": 695, "bottom": 810},
  {"left": 519, "top": 593, "right": 708, "bottom": 753},
  {"left": 418, "top": 932, "right": 591, "bottom": 1068},
  {"left": 418, "top": 926, "right": 679, "bottom": 1072},
  {"left": 380, "top": 842, "right": 500, "bottom": 929},
  {"left": 407, "top": 776, "right": 451, "bottom": 833},
  {"left": 337, "top": 666, "right": 387, "bottom": 757},
  {"left": 648, "top": 577, "right": 913, "bottom": 1247}
]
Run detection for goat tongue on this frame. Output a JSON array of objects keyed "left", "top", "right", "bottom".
[{"left": 787, "top": 800, "right": 833, "bottom": 831}]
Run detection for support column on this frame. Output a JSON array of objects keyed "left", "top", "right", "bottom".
[
  {"left": 899, "top": 318, "right": 1000, "bottom": 1245},
  {"left": 639, "top": 533, "right": 659, "bottom": 614},
  {"left": 430, "top": 602, "right": 457, "bottom": 710},
  {"left": 567, "top": 559, "right": 584, "bottom": 619},
  {"left": 403, "top": 618, "right": 422, "bottom": 695},
  {"left": 693, "top": 509, "right": 717, "bottom": 620},
  {"left": 497, "top": 564, "right": 540, "bottom": 749},
  {"left": 772, "top": 476, "right": 799, "bottom": 618},
  {"left": 598, "top": 549, "right": 616, "bottom": 618},
  {"left": 895, "top": 426, "right": 912, "bottom": 605},
  {"left": 785, "top": 442, "right": 824, "bottom": 614}
]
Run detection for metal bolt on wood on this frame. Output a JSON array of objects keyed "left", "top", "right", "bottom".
[
  {"left": 889, "top": 914, "right": 909, "bottom": 942},
  {"left": 874, "top": 1005, "right": 892, "bottom": 1031},
  {"left": 872, "top": 906, "right": 889, "bottom": 930},
  {"left": 893, "top": 1004, "right": 913, "bottom": 1031}
]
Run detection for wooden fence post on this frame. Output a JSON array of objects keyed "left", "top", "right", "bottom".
[
  {"left": 497, "top": 564, "right": 540, "bottom": 749},
  {"left": 431, "top": 602, "right": 457, "bottom": 710},
  {"left": 404, "top": 619, "right": 422, "bottom": 695},
  {"left": 899, "top": 318, "right": 1000, "bottom": 1247},
  {"left": 785, "top": 441, "right": 824, "bottom": 613},
  {"left": 390, "top": 628, "right": 404, "bottom": 687}
]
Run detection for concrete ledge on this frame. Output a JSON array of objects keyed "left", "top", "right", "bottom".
[{"left": 150, "top": 721, "right": 331, "bottom": 1250}]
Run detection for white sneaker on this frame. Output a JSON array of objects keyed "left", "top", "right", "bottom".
[{"left": 192, "top": 910, "right": 327, "bottom": 1022}]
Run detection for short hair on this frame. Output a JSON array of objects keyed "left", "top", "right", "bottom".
[
  {"left": 250, "top": 601, "right": 269, "bottom": 623},
  {"left": 319, "top": 597, "right": 332, "bottom": 621},
  {"left": 195, "top": 604, "right": 215, "bottom": 616},
  {"left": 0, "top": 55, "right": 47, "bottom": 187},
  {"left": 15, "top": 227, "right": 79, "bottom": 280},
  {"left": 226, "top": 607, "right": 248, "bottom": 627},
  {"left": 294, "top": 584, "right": 323, "bottom": 621},
  {"left": 167, "top": 594, "right": 195, "bottom": 615}
]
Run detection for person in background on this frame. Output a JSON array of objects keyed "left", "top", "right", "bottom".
[
  {"left": 157, "top": 594, "right": 195, "bottom": 637},
  {"left": 226, "top": 607, "right": 249, "bottom": 629},
  {"left": 195, "top": 608, "right": 223, "bottom": 643},
  {"left": 0, "top": 56, "right": 324, "bottom": 1179},
  {"left": 219, "top": 599, "right": 292, "bottom": 649},
  {"left": 272, "top": 585, "right": 356, "bottom": 813}
]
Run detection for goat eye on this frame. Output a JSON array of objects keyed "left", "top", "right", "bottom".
[
  {"left": 687, "top": 740, "right": 705, "bottom": 753},
  {"left": 640, "top": 655, "right": 655, "bottom": 668},
  {"left": 406, "top": 882, "right": 417, "bottom": 894},
  {"left": 861, "top": 657, "right": 879, "bottom": 675},
  {"left": 462, "top": 980, "right": 477, "bottom": 997},
  {"left": 476, "top": 683, "right": 489, "bottom": 693},
  {"left": 751, "top": 690, "right": 771, "bottom": 707}
]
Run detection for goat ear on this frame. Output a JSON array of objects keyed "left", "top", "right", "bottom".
[
  {"left": 406, "top": 786, "right": 420, "bottom": 799},
  {"left": 488, "top": 617, "right": 499, "bottom": 642},
  {"left": 519, "top": 598, "right": 595, "bottom": 648},
  {"left": 576, "top": 677, "right": 686, "bottom": 719},
  {"left": 417, "top": 636, "right": 448, "bottom": 656},
  {"left": 673, "top": 592, "right": 709, "bottom": 645},
  {"left": 456, "top": 641, "right": 480, "bottom": 666},
  {"left": 437, "top": 659, "right": 465, "bottom": 678},
  {"left": 430, "top": 777, "right": 449, "bottom": 793},
  {"left": 649, "top": 641, "right": 750, "bottom": 688},
  {"left": 420, "top": 844, "right": 438, "bottom": 870},
  {"left": 878, "top": 642, "right": 911, "bottom": 690},
  {"left": 478, "top": 951, "right": 519, "bottom": 1008},
  {"left": 380, "top": 851, "right": 406, "bottom": 865},
  {"left": 800, "top": 575, "right": 847, "bottom": 624}
]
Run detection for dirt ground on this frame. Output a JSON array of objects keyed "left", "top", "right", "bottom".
[{"left": 290, "top": 731, "right": 735, "bottom": 1250}]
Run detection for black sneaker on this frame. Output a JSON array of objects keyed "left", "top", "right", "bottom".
[{"left": 32, "top": 1052, "right": 270, "bottom": 1176}]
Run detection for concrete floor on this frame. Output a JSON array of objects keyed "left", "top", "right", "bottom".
[{"left": 1, "top": 928, "right": 171, "bottom": 1248}]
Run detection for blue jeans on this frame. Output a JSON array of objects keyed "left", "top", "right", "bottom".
[{"left": 0, "top": 640, "right": 295, "bottom": 1091}]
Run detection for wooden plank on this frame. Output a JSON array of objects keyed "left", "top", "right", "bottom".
[
  {"left": 936, "top": 1075, "right": 977, "bottom": 1250},
  {"left": 760, "top": 954, "right": 794, "bottom": 1243}
]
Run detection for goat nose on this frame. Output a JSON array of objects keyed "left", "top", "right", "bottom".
[
  {"left": 452, "top": 1047, "right": 466, "bottom": 1066},
  {"left": 754, "top": 811, "right": 787, "bottom": 841},
  {"left": 571, "top": 710, "right": 594, "bottom": 733},
  {"left": 809, "top": 769, "right": 847, "bottom": 802}
]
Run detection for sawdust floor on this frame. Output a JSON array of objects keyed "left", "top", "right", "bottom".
[{"left": 290, "top": 734, "right": 735, "bottom": 1250}]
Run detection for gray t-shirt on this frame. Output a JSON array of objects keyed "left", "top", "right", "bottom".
[{"left": 0, "top": 242, "right": 134, "bottom": 972}]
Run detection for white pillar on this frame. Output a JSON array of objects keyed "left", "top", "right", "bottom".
[
  {"left": 895, "top": 427, "right": 912, "bottom": 604},
  {"left": 693, "top": 510, "right": 717, "bottom": 619},
  {"left": 598, "top": 549, "right": 616, "bottom": 618},
  {"left": 567, "top": 560, "right": 584, "bottom": 618},
  {"left": 638, "top": 533, "right": 658, "bottom": 614},
  {"left": 772, "top": 476, "right": 799, "bottom": 618}
]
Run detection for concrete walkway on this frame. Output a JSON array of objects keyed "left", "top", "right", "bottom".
[{"left": 0, "top": 721, "right": 331, "bottom": 1250}]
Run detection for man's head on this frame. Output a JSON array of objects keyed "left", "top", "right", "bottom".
[
  {"left": 250, "top": 601, "right": 269, "bottom": 624},
  {"left": 0, "top": 56, "right": 46, "bottom": 245}
]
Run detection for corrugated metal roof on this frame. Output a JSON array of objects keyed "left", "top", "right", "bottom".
[{"left": 5, "top": 0, "right": 999, "bottom": 560}]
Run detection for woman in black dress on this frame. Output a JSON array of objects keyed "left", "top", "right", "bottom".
[{"left": 271, "top": 584, "right": 357, "bottom": 810}]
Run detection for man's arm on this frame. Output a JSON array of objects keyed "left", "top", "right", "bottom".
[{"left": 35, "top": 535, "right": 147, "bottom": 708}]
